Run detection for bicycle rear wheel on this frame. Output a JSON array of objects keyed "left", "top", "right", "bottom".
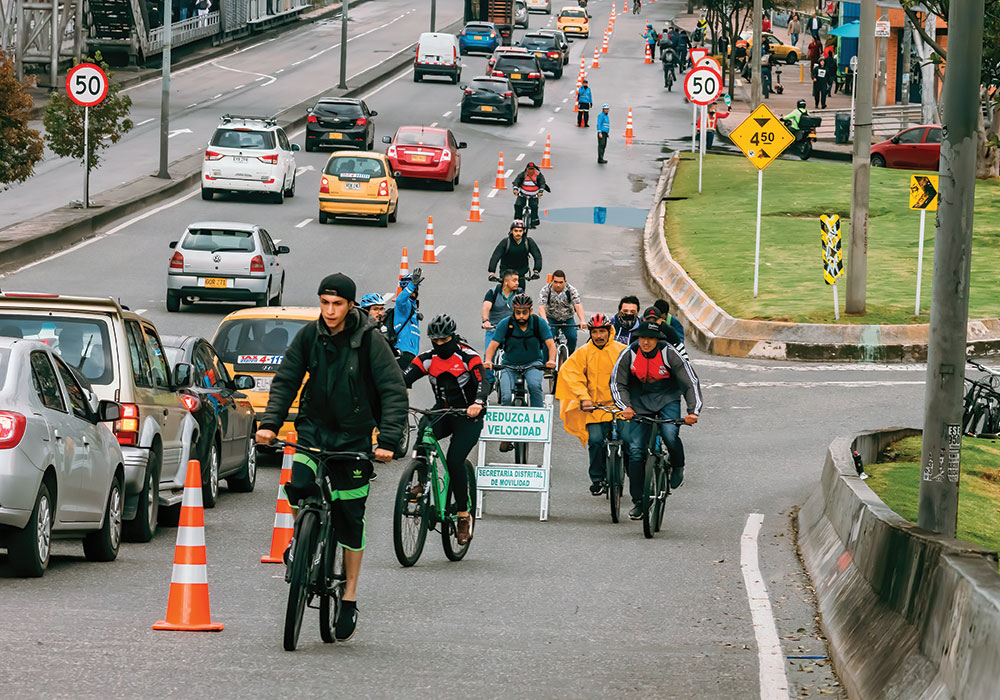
[
  {"left": 607, "top": 443, "right": 623, "bottom": 524},
  {"left": 442, "top": 461, "right": 477, "bottom": 561},
  {"left": 284, "top": 510, "right": 319, "bottom": 651},
  {"left": 655, "top": 465, "right": 668, "bottom": 533},
  {"left": 393, "top": 459, "right": 430, "bottom": 567},
  {"left": 641, "top": 455, "right": 657, "bottom": 539},
  {"left": 319, "top": 537, "right": 344, "bottom": 643}
]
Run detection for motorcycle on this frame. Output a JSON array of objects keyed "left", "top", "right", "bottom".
[{"left": 781, "top": 115, "right": 821, "bottom": 160}]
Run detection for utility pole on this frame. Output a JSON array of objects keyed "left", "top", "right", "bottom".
[
  {"left": 876, "top": 11, "right": 889, "bottom": 106},
  {"left": 338, "top": 0, "right": 349, "bottom": 89},
  {"left": 430, "top": 0, "right": 436, "bottom": 31},
  {"left": 157, "top": 0, "right": 173, "bottom": 179},
  {"left": 900, "top": 15, "right": 912, "bottom": 126},
  {"left": 917, "top": 0, "right": 984, "bottom": 537},
  {"left": 751, "top": 0, "right": 761, "bottom": 106},
  {"left": 846, "top": 0, "right": 875, "bottom": 314}
]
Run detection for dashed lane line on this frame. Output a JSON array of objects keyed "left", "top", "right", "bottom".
[
  {"left": 516, "top": 153, "right": 525, "bottom": 161},
  {"left": 537, "top": 127, "right": 545, "bottom": 134},
  {"left": 186, "top": 103, "right": 198, "bottom": 108},
  {"left": 430, "top": 122, "right": 438, "bottom": 127},
  {"left": 136, "top": 118, "right": 154, "bottom": 126},
  {"left": 547, "top": 116, "right": 554, "bottom": 122},
  {"left": 452, "top": 225, "right": 467, "bottom": 236},
  {"left": 527, "top": 140, "right": 536, "bottom": 147},
  {"left": 295, "top": 218, "right": 311, "bottom": 228},
  {"left": 234, "top": 84, "right": 245, "bottom": 89},
  {"left": 212, "top": 93, "right": 223, "bottom": 99},
  {"left": 562, "top": 97, "right": 568, "bottom": 103},
  {"left": 443, "top": 110, "right": 452, "bottom": 117},
  {"left": 504, "top": 169, "right": 513, "bottom": 178},
  {"left": 488, "top": 189, "right": 499, "bottom": 198},
  {"left": 434, "top": 245, "right": 446, "bottom": 256},
  {"left": 696, "top": 358, "right": 931, "bottom": 373}
]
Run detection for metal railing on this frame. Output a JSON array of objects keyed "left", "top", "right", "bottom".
[
  {"left": 811, "top": 104, "right": 925, "bottom": 140},
  {"left": 146, "top": 11, "right": 219, "bottom": 54}
]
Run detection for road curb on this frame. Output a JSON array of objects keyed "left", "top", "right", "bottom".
[
  {"left": 0, "top": 16, "right": 464, "bottom": 277},
  {"left": 640, "top": 153, "right": 1000, "bottom": 361},
  {"left": 798, "top": 427, "right": 1000, "bottom": 700}
]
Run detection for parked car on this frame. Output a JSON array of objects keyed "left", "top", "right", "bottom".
[
  {"left": 201, "top": 115, "right": 299, "bottom": 203},
  {"left": 461, "top": 76, "right": 519, "bottom": 125},
  {"left": 459, "top": 21, "right": 501, "bottom": 55},
  {"left": 525, "top": 0, "right": 551, "bottom": 13},
  {"left": 738, "top": 31, "right": 800, "bottom": 63},
  {"left": 0, "top": 293, "right": 195, "bottom": 543},
  {"left": 870, "top": 125, "right": 942, "bottom": 170},
  {"left": 514, "top": 0, "right": 529, "bottom": 28},
  {"left": 414, "top": 32, "right": 462, "bottom": 83},
  {"left": 305, "top": 97, "right": 377, "bottom": 152},
  {"left": 0, "top": 337, "right": 125, "bottom": 576},
  {"left": 383, "top": 126, "right": 467, "bottom": 190},
  {"left": 318, "top": 151, "right": 400, "bottom": 226},
  {"left": 517, "top": 32, "right": 565, "bottom": 78},
  {"left": 492, "top": 52, "right": 546, "bottom": 107},
  {"left": 536, "top": 28, "right": 570, "bottom": 64},
  {"left": 166, "top": 221, "right": 289, "bottom": 312},
  {"left": 161, "top": 336, "right": 257, "bottom": 508},
  {"left": 556, "top": 6, "right": 589, "bottom": 38}
]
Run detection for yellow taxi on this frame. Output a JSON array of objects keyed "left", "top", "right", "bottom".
[
  {"left": 738, "top": 31, "right": 800, "bottom": 64},
  {"left": 211, "top": 306, "right": 317, "bottom": 443},
  {"left": 318, "top": 150, "right": 399, "bottom": 227},
  {"left": 556, "top": 6, "right": 590, "bottom": 38}
]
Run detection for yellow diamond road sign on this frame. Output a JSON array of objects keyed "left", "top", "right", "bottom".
[
  {"left": 909, "top": 174, "right": 940, "bottom": 211},
  {"left": 729, "top": 104, "right": 795, "bottom": 170}
]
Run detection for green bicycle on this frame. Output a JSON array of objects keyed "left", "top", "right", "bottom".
[{"left": 392, "top": 408, "right": 477, "bottom": 567}]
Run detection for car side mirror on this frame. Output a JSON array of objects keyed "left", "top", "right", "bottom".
[
  {"left": 172, "top": 362, "right": 194, "bottom": 390},
  {"left": 291, "top": 144, "right": 300, "bottom": 151},
  {"left": 458, "top": 83, "right": 467, "bottom": 90},
  {"left": 891, "top": 136, "right": 900, "bottom": 144},
  {"left": 277, "top": 244, "right": 290, "bottom": 254},
  {"left": 97, "top": 400, "right": 121, "bottom": 422},
  {"left": 169, "top": 241, "right": 177, "bottom": 249},
  {"left": 233, "top": 374, "right": 255, "bottom": 391},
  {"left": 382, "top": 136, "right": 392, "bottom": 144},
  {"left": 307, "top": 107, "right": 313, "bottom": 113},
  {"left": 369, "top": 110, "right": 378, "bottom": 117},
  {"left": 458, "top": 141, "right": 468, "bottom": 149},
  {"left": 393, "top": 170, "right": 401, "bottom": 178}
]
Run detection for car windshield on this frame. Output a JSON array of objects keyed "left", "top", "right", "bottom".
[
  {"left": 396, "top": 130, "right": 447, "bottom": 147},
  {"left": 471, "top": 79, "right": 507, "bottom": 92},
  {"left": 210, "top": 128, "right": 275, "bottom": 150},
  {"left": 497, "top": 57, "right": 538, "bottom": 72},
  {"left": 323, "top": 156, "right": 386, "bottom": 177},
  {"left": 213, "top": 317, "right": 313, "bottom": 369},
  {"left": 313, "top": 102, "right": 363, "bottom": 119},
  {"left": 0, "top": 315, "right": 114, "bottom": 386},
  {"left": 0, "top": 347, "right": 9, "bottom": 389},
  {"left": 561, "top": 9, "right": 586, "bottom": 17},
  {"left": 521, "top": 36, "right": 556, "bottom": 49},
  {"left": 181, "top": 228, "right": 256, "bottom": 253},
  {"left": 466, "top": 24, "right": 493, "bottom": 32}
]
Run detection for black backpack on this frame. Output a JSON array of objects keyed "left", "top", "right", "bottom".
[{"left": 503, "top": 315, "right": 546, "bottom": 354}]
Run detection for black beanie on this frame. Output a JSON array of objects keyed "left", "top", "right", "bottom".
[{"left": 317, "top": 273, "right": 356, "bottom": 302}]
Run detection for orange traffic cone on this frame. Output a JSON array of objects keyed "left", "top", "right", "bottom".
[
  {"left": 396, "top": 247, "right": 410, "bottom": 295},
  {"left": 602, "top": 33, "right": 609, "bottom": 53},
  {"left": 153, "top": 459, "right": 224, "bottom": 632},
  {"left": 260, "top": 436, "right": 296, "bottom": 563},
  {"left": 540, "top": 134, "right": 553, "bottom": 169},
  {"left": 644, "top": 43, "right": 652, "bottom": 64},
  {"left": 579, "top": 55, "right": 586, "bottom": 77},
  {"left": 624, "top": 107, "right": 635, "bottom": 138},
  {"left": 467, "top": 181, "right": 482, "bottom": 222},
  {"left": 494, "top": 152, "right": 507, "bottom": 189},
  {"left": 622, "top": 0, "right": 627, "bottom": 12},
  {"left": 421, "top": 216, "right": 438, "bottom": 264},
  {"left": 592, "top": 46, "right": 600, "bottom": 69}
]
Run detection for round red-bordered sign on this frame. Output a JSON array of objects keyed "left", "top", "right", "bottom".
[
  {"left": 66, "top": 63, "right": 109, "bottom": 107},
  {"left": 683, "top": 67, "right": 723, "bottom": 106}
]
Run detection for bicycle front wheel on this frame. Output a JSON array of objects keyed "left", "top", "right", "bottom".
[
  {"left": 442, "top": 461, "right": 477, "bottom": 561},
  {"left": 607, "top": 444, "right": 623, "bottom": 524},
  {"left": 319, "top": 537, "right": 345, "bottom": 643},
  {"left": 655, "top": 464, "right": 668, "bottom": 533},
  {"left": 393, "top": 459, "right": 430, "bottom": 567},
  {"left": 284, "top": 510, "right": 319, "bottom": 651},
  {"left": 641, "top": 455, "right": 657, "bottom": 539},
  {"left": 513, "top": 396, "right": 529, "bottom": 464}
]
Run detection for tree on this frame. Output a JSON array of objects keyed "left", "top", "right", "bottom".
[
  {"left": 703, "top": 0, "right": 774, "bottom": 98},
  {"left": 0, "top": 50, "right": 44, "bottom": 190},
  {"left": 43, "top": 52, "right": 134, "bottom": 179}
]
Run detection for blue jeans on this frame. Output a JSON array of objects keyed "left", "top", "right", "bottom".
[
  {"left": 625, "top": 400, "right": 685, "bottom": 505},
  {"left": 499, "top": 366, "right": 544, "bottom": 408},
  {"left": 484, "top": 329, "right": 496, "bottom": 385},
  {"left": 587, "top": 420, "right": 626, "bottom": 484},
  {"left": 551, "top": 321, "right": 578, "bottom": 354}
]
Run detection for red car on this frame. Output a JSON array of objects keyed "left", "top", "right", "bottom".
[
  {"left": 382, "top": 126, "right": 467, "bottom": 190},
  {"left": 870, "top": 124, "right": 941, "bottom": 170}
]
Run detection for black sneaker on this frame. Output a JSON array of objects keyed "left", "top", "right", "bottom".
[
  {"left": 589, "top": 482, "right": 606, "bottom": 496},
  {"left": 370, "top": 471, "right": 378, "bottom": 481},
  {"left": 670, "top": 466, "right": 685, "bottom": 490},
  {"left": 335, "top": 600, "right": 358, "bottom": 642},
  {"left": 628, "top": 504, "right": 642, "bottom": 520}
]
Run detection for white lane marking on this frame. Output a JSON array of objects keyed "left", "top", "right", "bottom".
[
  {"left": 168, "top": 128, "right": 192, "bottom": 139},
  {"left": 430, "top": 122, "right": 438, "bottom": 127},
  {"left": 434, "top": 245, "right": 446, "bottom": 255},
  {"left": 546, "top": 116, "right": 554, "bottom": 122},
  {"left": 696, "top": 358, "right": 929, "bottom": 373},
  {"left": 134, "top": 309, "right": 147, "bottom": 315},
  {"left": 488, "top": 189, "right": 499, "bottom": 198},
  {"left": 562, "top": 97, "right": 568, "bottom": 103},
  {"left": 234, "top": 84, "right": 245, "bottom": 89},
  {"left": 291, "top": 59, "right": 306, "bottom": 66},
  {"left": 741, "top": 514, "right": 790, "bottom": 700},
  {"left": 255, "top": 76, "right": 266, "bottom": 82},
  {"left": 212, "top": 93, "right": 223, "bottom": 99},
  {"left": 537, "top": 127, "right": 545, "bottom": 134},
  {"left": 360, "top": 68, "right": 412, "bottom": 99},
  {"left": 295, "top": 165, "right": 315, "bottom": 175},
  {"left": 704, "top": 380, "right": 925, "bottom": 389},
  {"left": 212, "top": 61, "right": 277, "bottom": 86},
  {"left": 275, "top": 68, "right": 285, "bottom": 74},
  {"left": 136, "top": 118, "right": 154, "bottom": 126},
  {"left": 516, "top": 153, "right": 525, "bottom": 161},
  {"left": 452, "top": 225, "right": 467, "bottom": 236},
  {"left": 456, "top": 102, "right": 462, "bottom": 107},
  {"left": 186, "top": 103, "right": 198, "bottom": 108},
  {"left": 443, "top": 110, "right": 452, "bottom": 117},
  {"left": 554, "top": 107, "right": 561, "bottom": 112},
  {"left": 504, "top": 169, "right": 513, "bottom": 178},
  {"left": 121, "top": 36, "right": 278, "bottom": 92},
  {"left": 295, "top": 218, "right": 312, "bottom": 228},
  {"left": 0, "top": 190, "right": 200, "bottom": 278},
  {"left": 527, "top": 140, "right": 536, "bottom": 147}
]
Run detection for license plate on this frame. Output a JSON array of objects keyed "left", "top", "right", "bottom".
[
  {"left": 534, "top": 52, "right": 544, "bottom": 57},
  {"left": 474, "top": 35, "right": 483, "bottom": 40},
  {"left": 233, "top": 156, "right": 248, "bottom": 163},
  {"left": 345, "top": 182, "right": 361, "bottom": 190},
  {"left": 204, "top": 277, "right": 227, "bottom": 288},
  {"left": 511, "top": 73, "right": 521, "bottom": 79},
  {"left": 411, "top": 154, "right": 428, "bottom": 162},
  {"left": 253, "top": 376, "right": 272, "bottom": 392},
  {"left": 329, "top": 132, "right": 343, "bottom": 140},
  {"left": 481, "top": 105, "right": 494, "bottom": 112}
]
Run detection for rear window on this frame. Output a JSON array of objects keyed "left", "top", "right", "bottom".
[
  {"left": 210, "top": 128, "right": 276, "bottom": 150},
  {"left": 521, "top": 36, "right": 556, "bottom": 49},
  {"left": 181, "top": 227, "right": 257, "bottom": 253},
  {"left": 0, "top": 347, "right": 9, "bottom": 389},
  {"left": 471, "top": 79, "right": 508, "bottom": 92},
  {"left": 561, "top": 8, "right": 586, "bottom": 17},
  {"left": 213, "top": 317, "right": 313, "bottom": 371},
  {"left": 497, "top": 56, "right": 538, "bottom": 72},
  {"left": 396, "top": 130, "right": 447, "bottom": 147},
  {"left": 313, "top": 102, "right": 363, "bottom": 119},
  {"left": 0, "top": 315, "right": 114, "bottom": 387},
  {"left": 323, "top": 156, "right": 386, "bottom": 178},
  {"left": 466, "top": 24, "right": 493, "bottom": 32}
]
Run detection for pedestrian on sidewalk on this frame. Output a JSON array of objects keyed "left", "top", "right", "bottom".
[
  {"left": 808, "top": 14, "right": 821, "bottom": 42},
  {"left": 577, "top": 79, "right": 592, "bottom": 127},
  {"left": 808, "top": 37, "right": 822, "bottom": 71},
  {"left": 823, "top": 47, "right": 838, "bottom": 97},
  {"left": 811, "top": 59, "right": 829, "bottom": 109},
  {"left": 596, "top": 104, "right": 610, "bottom": 164},
  {"left": 788, "top": 13, "right": 801, "bottom": 48}
]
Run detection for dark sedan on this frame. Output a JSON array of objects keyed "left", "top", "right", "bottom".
[
  {"left": 492, "top": 53, "right": 546, "bottom": 107},
  {"left": 460, "top": 77, "right": 519, "bottom": 125},
  {"left": 516, "top": 32, "right": 564, "bottom": 77},
  {"left": 305, "top": 97, "right": 378, "bottom": 152},
  {"left": 162, "top": 335, "right": 258, "bottom": 508}
]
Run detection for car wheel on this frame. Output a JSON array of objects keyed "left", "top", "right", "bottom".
[
  {"left": 533, "top": 96, "right": 544, "bottom": 107},
  {"left": 255, "top": 288, "right": 269, "bottom": 307},
  {"left": 166, "top": 292, "right": 180, "bottom": 313},
  {"left": 388, "top": 201, "right": 398, "bottom": 223},
  {"left": 285, "top": 173, "right": 296, "bottom": 198},
  {"left": 202, "top": 440, "right": 220, "bottom": 509},
  {"left": 83, "top": 475, "right": 123, "bottom": 562},
  {"left": 201, "top": 187, "right": 214, "bottom": 201},
  {"left": 554, "top": 68, "right": 563, "bottom": 79},
  {"left": 272, "top": 186, "right": 285, "bottom": 204},
  {"left": 319, "top": 210, "right": 329, "bottom": 224},
  {"left": 124, "top": 452, "right": 159, "bottom": 543},
  {"left": 870, "top": 154, "right": 886, "bottom": 168},
  {"left": 377, "top": 211, "right": 390, "bottom": 228},
  {"left": 8, "top": 482, "right": 52, "bottom": 577},
  {"left": 272, "top": 278, "right": 284, "bottom": 306},
  {"left": 786, "top": 52, "right": 798, "bottom": 65},
  {"left": 413, "top": 71, "right": 421, "bottom": 82},
  {"left": 305, "top": 141, "right": 316, "bottom": 152},
  {"left": 460, "top": 113, "right": 471, "bottom": 123},
  {"left": 227, "top": 429, "right": 257, "bottom": 493}
]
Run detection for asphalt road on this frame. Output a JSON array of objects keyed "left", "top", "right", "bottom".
[{"left": 0, "top": 2, "right": 922, "bottom": 698}]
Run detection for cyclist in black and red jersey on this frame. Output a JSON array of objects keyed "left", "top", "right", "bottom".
[{"left": 402, "top": 314, "right": 489, "bottom": 545}]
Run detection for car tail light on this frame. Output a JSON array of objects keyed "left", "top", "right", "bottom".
[
  {"left": 528, "top": 72, "right": 541, "bottom": 78},
  {"left": 320, "top": 176, "right": 330, "bottom": 193},
  {"left": 113, "top": 403, "right": 139, "bottom": 446},
  {"left": 387, "top": 145, "right": 397, "bottom": 158},
  {"left": 492, "top": 71, "right": 504, "bottom": 77},
  {"left": 460, "top": 29, "right": 466, "bottom": 35},
  {"left": 414, "top": 43, "right": 420, "bottom": 63},
  {"left": 441, "top": 149, "right": 452, "bottom": 161},
  {"left": 464, "top": 88, "right": 474, "bottom": 95},
  {"left": 307, "top": 115, "right": 318, "bottom": 123},
  {"left": 179, "top": 394, "right": 200, "bottom": 412},
  {"left": 356, "top": 117, "right": 367, "bottom": 126},
  {"left": 547, "top": 51, "right": 560, "bottom": 58},
  {"left": 453, "top": 47, "right": 457, "bottom": 61},
  {"left": 491, "top": 31, "right": 497, "bottom": 37},
  {"left": 250, "top": 255, "right": 265, "bottom": 273},
  {"left": 504, "top": 91, "right": 513, "bottom": 97},
  {"left": 169, "top": 251, "right": 184, "bottom": 270},
  {"left": 0, "top": 411, "right": 26, "bottom": 450},
  {"left": 378, "top": 180, "right": 389, "bottom": 197},
  {"left": 204, "top": 150, "right": 223, "bottom": 161},
  {"left": 258, "top": 153, "right": 279, "bottom": 164}
]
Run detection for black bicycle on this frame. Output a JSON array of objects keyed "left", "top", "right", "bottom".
[
  {"left": 493, "top": 362, "right": 545, "bottom": 465},
  {"left": 595, "top": 405, "right": 627, "bottom": 523},
  {"left": 273, "top": 441, "right": 371, "bottom": 651},
  {"left": 514, "top": 189, "right": 543, "bottom": 231},
  {"left": 963, "top": 360, "right": 1000, "bottom": 437},
  {"left": 546, "top": 322, "right": 578, "bottom": 394},
  {"left": 631, "top": 415, "right": 686, "bottom": 539}
]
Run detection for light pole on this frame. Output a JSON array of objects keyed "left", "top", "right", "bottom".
[
  {"left": 430, "top": 0, "right": 436, "bottom": 32},
  {"left": 338, "top": 0, "right": 349, "bottom": 89},
  {"left": 157, "top": 0, "right": 173, "bottom": 179}
]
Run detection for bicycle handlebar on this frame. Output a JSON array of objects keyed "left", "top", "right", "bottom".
[
  {"left": 267, "top": 440, "right": 372, "bottom": 461},
  {"left": 410, "top": 407, "right": 474, "bottom": 416},
  {"left": 968, "top": 359, "right": 1000, "bottom": 377},
  {"left": 627, "top": 415, "right": 688, "bottom": 426},
  {"left": 493, "top": 363, "right": 545, "bottom": 374}
]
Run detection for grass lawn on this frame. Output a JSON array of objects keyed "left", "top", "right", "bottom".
[
  {"left": 665, "top": 154, "right": 1000, "bottom": 324},
  {"left": 869, "top": 436, "right": 1000, "bottom": 555}
]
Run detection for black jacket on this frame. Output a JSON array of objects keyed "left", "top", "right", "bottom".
[
  {"left": 512, "top": 169, "right": 551, "bottom": 192},
  {"left": 487, "top": 233, "right": 543, "bottom": 278},
  {"left": 260, "top": 309, "right": 408, "bottom": 453}
]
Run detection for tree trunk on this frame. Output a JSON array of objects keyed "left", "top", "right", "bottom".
[
  {"left": 918, "top": 13, "right": 938, "bottom": 124},
  {"left": 976, "top": 91, "right": 1000, "bottom": 179}
]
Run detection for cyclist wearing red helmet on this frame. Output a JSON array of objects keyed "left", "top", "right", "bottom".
[{"left": 554, "top": 314, "right": 628, "bottom": 495}]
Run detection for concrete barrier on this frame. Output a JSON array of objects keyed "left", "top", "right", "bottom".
[{"left": 797, "top": 428, "right": 1000, "bottom": 699}]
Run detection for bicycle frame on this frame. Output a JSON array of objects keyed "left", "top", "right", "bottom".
[{"left": 413, "top": 418, "right": 455, "bottom": 526}]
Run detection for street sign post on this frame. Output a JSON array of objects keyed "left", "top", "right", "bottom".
[
  {"left": 684, "top": 66, "right": 723, "bottom": 193},
  {"left": 728, "top": 104, "right": 795, "bottom": 297},
  {"left": 874, "top": 19, "right": 891, "bottom": 37},
  {"left": 65, "top": 63, "right": 109, "bottom": 210},
  {"left": 909, "top": 174, "right": 940, "bottom": 315},
  {"left": 688, "top": 47, "right": 708, "bottom": 66},
  {"left": 695, "top": 56, "right": 722, "bottom": 74},
  {"left": 821, "top": 215, "right": 844, "bottom": 319}
]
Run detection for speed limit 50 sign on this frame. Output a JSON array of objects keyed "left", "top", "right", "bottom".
[
  {"left": 66, "top": 63, "right": 109, "bottom": 107},
  {"left": 684, "top": 67, "right": 723, "bottom": 106}
]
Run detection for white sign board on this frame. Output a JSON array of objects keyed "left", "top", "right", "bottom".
[
  {"left": 480, "top": 405, "right": 552, "bottom": 443},
  {"left": 696, "top": 56, "right": 722, "bottom": 74},
  {"left": 874, "top": 20, "right": 890, "bottom": 38},
  {"left": 684, "top": 67, "right": 723, "bottom": 106},
  {"left": 476, "top": 465, "right": 547, "bottom": 491},
  {"left": 65, "top": 63, "right": 109, "bottom": 107}
]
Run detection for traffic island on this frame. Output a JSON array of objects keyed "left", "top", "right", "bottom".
[{"left": 641, "top": 153, "right": 1000, "bottom": 361}]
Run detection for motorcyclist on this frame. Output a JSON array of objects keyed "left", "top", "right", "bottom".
[
  {"left": 783, "top": 99, "right": 809, "bottom": 132},
  {"left": 511, "top": 161, "right": 550, "bottom": 228}
]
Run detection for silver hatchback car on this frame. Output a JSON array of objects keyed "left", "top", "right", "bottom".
[
  {"left": 0, "top": 337, "right": 125, "bottom": 577},
  {"left": 166, "top": 221, "right": 290, "bottom": 311}
]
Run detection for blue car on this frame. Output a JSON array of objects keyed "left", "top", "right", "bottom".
[{"left": 459, "top": 22, "right": 501, "bottom": 55}]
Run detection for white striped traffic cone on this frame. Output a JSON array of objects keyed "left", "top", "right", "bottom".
[
  {"left": 420, "top": 216, "right": 438, "bottom": 264},
  {"left": 260, "top": 436, "right": 296, "bottom": 563},
  {"left": 467, "top": 181, "right": 483, "bottom": 222}
]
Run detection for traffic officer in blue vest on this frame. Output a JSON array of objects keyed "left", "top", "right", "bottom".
[
  {"left": 511, "top": 161, "right": 550, "bottom": 228},
  {"left": 596, "top": 104, "right": 611, "bottom": 164},
  {"left": 576, "top": 78, "right": 593, "bottom": 127}
]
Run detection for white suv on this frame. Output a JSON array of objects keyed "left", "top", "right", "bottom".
[{"left": 201, "top": 115, "right": 299, "bottom": 204}]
